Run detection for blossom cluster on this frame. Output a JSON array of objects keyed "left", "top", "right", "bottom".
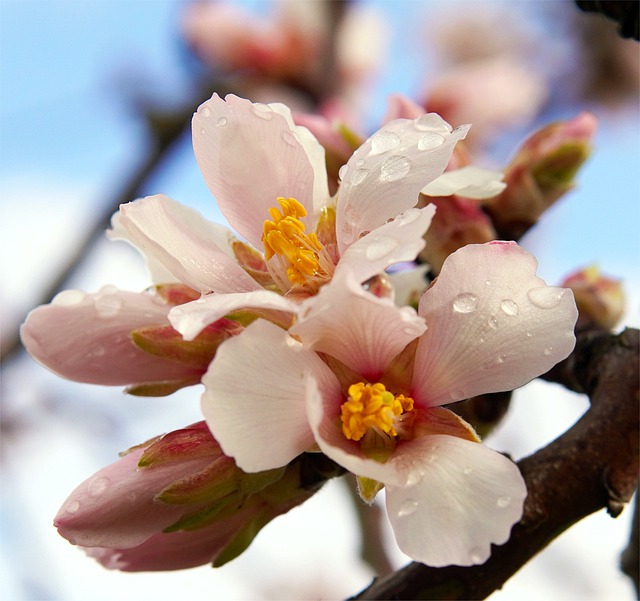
[{"left": 21, "top": 93, "right": 581, "bottom": 571}]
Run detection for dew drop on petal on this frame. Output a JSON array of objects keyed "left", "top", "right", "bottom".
[
  {"left": 417, "top": 132, "right": 445, "bottom": 150},
  {"left": 394, "top": 208, "right": 421, "bottom": 225},
  {"left": 543, "top": 346, "right": 553, "bottom": 356},
  {"left": 66, "top": 500, "right": 81, "bottom": 514},
  {"left": 380, "top": 156, "right": 411, "bottom": 182},
  {"left": 200, "top": 128, "right": 206, "bottom": 135},
  {"left": 526, "top": 331, "right": 533, "bottom": 338},
  {"left": 414, "top": 113, "right": 451, "bottom": 133},
  {"left": 281, "top": 130, "right": 298, "bottom": 146},
  {"left": 469, "top": 547, "right": 485, "bottom": 564},
  {"left": 497, "top": 354, "right": 506, "bottom": 364},
  {"left": 398, "top": 498, "right": 419, "bottom": 517},
  {"left": 88, "top": 477, "right": 110, "bottom": 497},
  {"left": 52, "top": 289, "right": 86, "bottom": 307},
  {"left": 452, "top": 292, "right": 478, "bottom": 313},
  {"left": 252, "top": 103, "right": 273, "bottom": 120},
  {"left": 94, "top": 294, "right": 122, "bottom": 318},
  {"left": 497, "top": 495, "right": 512, "bottom": 508},
  {"left": 370, "top": 130, "right": 401, "bottom": 154},
  {"left": 500, "top": 299, "right": 519, "bottom": 316},
  {"left": 338, "top": 164, "right": 348, "bottom": 181},
  {"left": 201, "top": 106, "right": 211, "bottom": 118},
  {"left": 216, "top": 117, "right": 227, "bottom": 127},
  {"left": 365, "top": 236, "right": 399, "bottom": 261},
  {"left": 356, "top": 158, "right": 365, "bottom": 167},
  {"left": 527, "top": 286, "right": 566, "bottom": 309},
  {"left": 488, "top": 316, "right": 498, "bottom": 329},
  {"left": 350, "top": 168, "right": 369, "bottom": 185},
  {"left": 485, "top": 280, "right": 492, "bottom": 286},
  {"left": 463, "top": 467, "right": 473, "bottom": 475}
]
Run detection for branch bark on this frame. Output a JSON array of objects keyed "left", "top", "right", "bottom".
[{"left": 350, "top": 326, "right": 639, "bottom": 600}]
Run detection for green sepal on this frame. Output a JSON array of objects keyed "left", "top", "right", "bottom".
[
  {"left": 212, "top": 509, "right": 271, "bottom": 568},
  {"left": 532, "top": 140, "right": 591, "bottom": 192},
  {"left": 356, "top": 476, "right": 384, "bottom": 504}
]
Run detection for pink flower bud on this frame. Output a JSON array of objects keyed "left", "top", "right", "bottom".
[
  {"left": 561, "top": 265, "right": 624, "bottom": 329},
  {"left": 484, "top": 112, "right": 597, "bottom": 238}
]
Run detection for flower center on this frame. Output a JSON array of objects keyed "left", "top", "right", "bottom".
[
  {"left": 262, "top": 197, "right": 326, "bottom": 287},
  {"left": 341, "top": 382, "right": 414, "bottom": 450}
]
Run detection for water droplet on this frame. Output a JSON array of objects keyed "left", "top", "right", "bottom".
[
  {"left": 252, "top": 103, "right": 273, "bottom": 119},
  {"left": 398, "top": 498, "right": 418, "bottom": 517},
  {"left": 526, "top": 331, "right": 533, "bottom": 338},
  {"left": 500, "top": 299, "right": 519, "bottom": 316},
  {"left": 469, "top": 547, "right": 485, "bottom": 564},
  {"left": 338, "top": 164, "right": 348, "bottom": 181},
  {"left": 479, "top": 336, "right": 486, "bottom": 343},
  {"left": 414, "top": 113, "right": 451, "bottom": 133},
  {"left": 497, "top": 495, "right": 511, "bottom": 508},
  {"left": 452, "top": 292, "right": 478, "bottom": 314},
  {"left": 463, "top": 467, "right": 473, "bottom": 475},
  {"left": 394, "top": 208, "right": 420, "bottom": 225},
  {"left": 417, "top": 132, "right": 445, "bottom": 150},
  {"left": 350, "top": 168, "right": 369, "bottom": 185},
  {"left": 52, "top": 289, "right": 86, "bottom": 306},
  {"left": 365, "top": 236, "right": 399, "bottom": 260},
  {"left": 370, "top": 130, "right": 401, "bottom": 154},
  {"left": 94, "top": 294, "right": 122, "bottom": 318},
  {"left": 497, "top": 354, "right": 506, "bottom": 364},
  {"left": 406, "top": 470, "right": 423, "bottom": 486},
  {"left": 527, "top": 286, "right": 566, "bottom": 309},
  {"left": 88, "top": 345, "right": 106, "bottom": 358},
  {"left": 66, "top": 500, "right": 81, "bottom": 514},
  {"left": 543, "top": 346, "right": 553, "bottom": 356},
  {"left": 281, "top": 130, "right": 298, "bottom": 146},
  {"left": 356, "top": 158, "right": 365, "bottom": 167},
  {"left": 200, "top": 128, "right": 206, "bottom": 135},
  {"left": 88, "top": 477, "right": 110, "bottom": 497},
  {"left": 201, "top": 106, "right": 211, "bottom": 118},
  {"left": 485, "top": 280, "right": 492, "bottom": 286},
  {"left": 380, "top": 155, "right": 411, "bottom": 182},
  {"left": 488, "top": 316, "right": 498, "bottom": 329},
  {"left": 216, "top": 117, "right": 227, "bottom": 127}
]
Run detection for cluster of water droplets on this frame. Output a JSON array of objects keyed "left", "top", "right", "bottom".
[{"left": 64, "top": 476, "right": 111, "bottom": 515}]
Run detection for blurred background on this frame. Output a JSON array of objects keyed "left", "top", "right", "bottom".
[{"left": 1, "top": 1, "right": 638, "bottom": 599}]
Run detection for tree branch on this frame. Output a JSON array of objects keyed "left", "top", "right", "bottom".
[{"left": 350, "top": 327, "right": 639, "bottom": 600}]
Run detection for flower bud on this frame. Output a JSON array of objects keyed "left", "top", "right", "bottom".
[
  {"left": 54, "top": 422, "right": 331, "bottom": 571},
  {"left": 561, "top": 265, "right": 624, "bottom": 329},
  {"left": 485, "top": 112, "right": 597, "bottom": 238}
]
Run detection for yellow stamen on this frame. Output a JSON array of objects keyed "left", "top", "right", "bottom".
[
  {"left": 341, "top": 382, "right": 414, "bottom": 442},
  {"left": 262, "top": 197, "right": 326, "bottom": 286}
]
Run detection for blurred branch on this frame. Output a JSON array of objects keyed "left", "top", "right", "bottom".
[
  {"left": 621, "top": 493, "right": 639, "bottom": 597},
  {"left": 349, "top": 326, "right": 639, "bottom": 600},
  {"left": 576, "top": 1, "right": 640, "bottom": 40}
]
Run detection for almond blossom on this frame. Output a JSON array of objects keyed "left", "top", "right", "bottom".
[
  {"left": 114, "top": 93, "right": 472, "bottom": 341},
  {"left": 201, "top": 241, "right": 578, "bottom": 566}
]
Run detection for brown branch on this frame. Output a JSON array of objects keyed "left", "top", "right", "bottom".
[{"left": 350, "top": 327, "right": 639, "bottom": 600}]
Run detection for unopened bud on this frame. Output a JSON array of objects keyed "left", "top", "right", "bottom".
[
  {"left": 561, "top": 265, "right": 624, "bottom": 329},
  {"left": 485, "top": 112, "right": 597, "bottom": 239}
]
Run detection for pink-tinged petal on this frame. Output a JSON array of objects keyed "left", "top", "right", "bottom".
[
  {"left": 306, "top": 375, "right": 408, "bottom": 486},
  {"left": 201, "top": 320, "right": 332, "bottom": 472},
  {"left": 83, "top": 508, "right": 255, "bottom": 571},
  {"left": 422, "top": 166, "right": 506, "bottom": 200},
  {"left": 337, "top": 205, "right": 435, "bottom": 283},
  {"left": 193, "top": 94, "right": 317, "bottom": 249},
  {"left": 291, "top": 269, "right": 426, "bottom": 379},
  {"left": 20, "top": 289, "right": 201, "bottom": 386},
  {"left": 336, "top": 115, "right": 469, "bottom": 253},
  {"left": 386, "top": 435, "right": 526, "bottom": 567},
  {"left": 54, "top": 446, "right": 214, "bottom": 548},
  {"left": 113, "top": 195, "right": 260, "bottom": 294},
  {"left": 382, "top": 94, "right": 425, "bottom": 122},
  {"left": 169, "top": 290, "right": 297, "bottom": 341},
  {"left": 413, "top": 242, "right": 578, "bottom": 406}
]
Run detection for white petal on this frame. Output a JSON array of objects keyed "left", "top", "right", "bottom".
[
  {"left": 336, "top": 115, "right": 469, "bottom": 253},
  {"left": 201, "top": 320, "right": 331, "bottom": 472},
  {"left": 413, "top": 242, "right": 578, "bottom": 406},
  {"left": 337, "top": 205, "right": 435, "bottom": 283},
  {"left": 113, "top": 195, "right": 261, "bottom": 294},
  {"left": 291, "top": 269, "right": 425, "bottom": 378},
  {"left": 422, "top": 165, "right": 506, "bottom": 199},
  {"left": 169, "top": 290, "right": 297, "bottom": 341},
  {"left": 20, "top": 288, "right": 201, "bottom": 386},
  {"left": 385, "top": 435, "right": 526, "bottom": 567},
  {"left": 193, "top": 94, "right": 317, "bottom": 249},
  {"left": 387, "top": 265, "right": 430, "bottom": 307}
]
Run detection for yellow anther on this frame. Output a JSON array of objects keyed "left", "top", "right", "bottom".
[
  {"left": 262, "top": 197, "right": 326, "bottom": 286},
  {"left": 341, "top": 382, "right": 414, "bottom": 442}
]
